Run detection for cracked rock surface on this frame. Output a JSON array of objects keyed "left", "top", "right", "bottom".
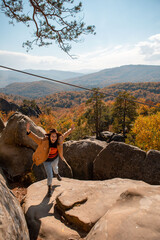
[{"left": 24, "top": 177, "right": 160, "bottom": 240}]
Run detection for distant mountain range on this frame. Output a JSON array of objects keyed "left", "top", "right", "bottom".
[
  {"left": 0, "top": 69, "right": 84, "bottom": 88},
  {"left": 0, "top": 65, "right": 160, "bottom": 98},
  {"left": 66, "top": 64, "right": 160, "bottom": 88}
]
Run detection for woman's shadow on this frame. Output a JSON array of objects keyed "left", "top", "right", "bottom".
[{"left": 25, "top": 185, "right": 60, "bottom": 240}]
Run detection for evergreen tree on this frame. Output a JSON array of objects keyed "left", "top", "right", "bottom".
[
  {"left": 112, "top": 91, "right": 137, "bottom": 138},
  {"left": 85, "top": 88, "right": 112, "bottom": 138}
]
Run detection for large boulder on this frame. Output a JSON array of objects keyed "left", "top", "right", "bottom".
[
  {"left": 63, "top": 139, "right": 107, "bottom": 180},
  {"left": 24, "top": 177, "right": 160, "bottom": 240},
  {"left": 93, "top": 141, "right": 146, "bottom": 180},
  {"left": 0, "top": 112, "right": 46, "bottom": 179},
  {"left": 142, "top": 149, "right": 160, "bottom": 185},
  {"left": 0, "top": 179, "right": 30, "bottom": 240},
  {"left": 58, "top": 157, "right": 73, "bottom": 178}
]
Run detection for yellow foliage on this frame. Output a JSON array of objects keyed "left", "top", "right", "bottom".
[
  {"left": 31, "top": 113, "right": 57, "bottom": 133},
  {"left": 132, "top": 112, "right": 160, "bottom": 151}
]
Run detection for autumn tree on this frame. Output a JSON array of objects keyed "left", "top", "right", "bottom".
[
  {"left": 1, "top": 0, "right": 95, "bottom": 54},
  {"left": 112, "top": 91, "right": 137, "bottom": 138},
  {"left": 137, "top": 104, "right": 160, "bottom": 117},
  {"left": 132, "top": 112, "right": 160, "bottom": 151},
  {"left": 32, "top": 112, "right": 57, "bottom": 132}
]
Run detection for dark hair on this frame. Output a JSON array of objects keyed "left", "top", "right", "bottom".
[{"left": 46, "top": 129, "right": 62, "bottom": 147}]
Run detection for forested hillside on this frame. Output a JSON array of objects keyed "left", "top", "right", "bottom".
[
  {"left": 103, "top": 82, "right": 160, "bottom": 102},
  {"left": 0, "top": 81, "right": 70, "bottom": 98},
  {"left": 37, "top": 81, "right": 160, "bottom": 109},
  {"left": 1, "top": 81, "right": 159, "bottom": 110}
]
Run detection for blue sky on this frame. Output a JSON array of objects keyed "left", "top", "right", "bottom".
[{"left": 0, "top": 0, "right": 160, "bottom": 72}]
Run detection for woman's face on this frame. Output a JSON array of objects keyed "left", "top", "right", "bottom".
[{"left": 50, "top": 132, "right": 57, "bottom": 143}]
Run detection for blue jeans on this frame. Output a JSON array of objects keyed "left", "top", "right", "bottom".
[{"left": 43, "top": 156, "right": 59, "bottom": 186}]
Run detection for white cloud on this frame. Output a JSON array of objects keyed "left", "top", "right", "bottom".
[
  {"left": 0, "top": 33, "right": 160, "bottom": 72},
  {"left": 0, "top": 50, "right": 66, "bottom": 70},
  {"left": 149, "top": 34, "right": 160, "bottom": 42},
  {"left": 137, "top": 33, "right": 160, "bottom": 61}
]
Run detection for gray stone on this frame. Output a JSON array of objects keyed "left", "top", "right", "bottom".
[
  {"left": 93, "top": 141, "right": 146, "bottom": 180},
  {"left": 64, "top": 139, "right": 107, "bottom": 180}
]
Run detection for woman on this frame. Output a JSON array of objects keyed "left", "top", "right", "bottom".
[{"left": 26, "top": 122, "right": 74, "bottom": 197}]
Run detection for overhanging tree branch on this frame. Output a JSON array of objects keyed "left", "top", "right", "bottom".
[{"left": 0, "top": 0, "right": 96, "bottom": 55}]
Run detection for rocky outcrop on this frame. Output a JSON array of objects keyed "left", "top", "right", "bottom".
[
  {"left": 0, "top": 98, "right": 19, "bottom": 113},
  {"left": 0, "top": 97, "right": 41, "bottom": 117},
  {"left": 64, "top": 139, "right": 107, "bottom": 179},
  {"left": 19, "top": 104, "right": 42, "bottom": 117},
  {"left": 0, "top": 178, "right": 29, "bottom": 240},
  {"left": 99, "top": 131, "right": 125, "bottom": 142},
  {"left": 93, "top": 141, "right": 146, "bottom": 181},
  {"left": 24, "top": 177, "right": 160, "bottom": 240}
]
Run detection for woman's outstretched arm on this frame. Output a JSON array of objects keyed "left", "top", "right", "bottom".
[
  {"left": 26, "top": 122, "right": 43, "bottom": 145},
  {"left": 62, "top": 124, "right": 75, "bottom": 141}
]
